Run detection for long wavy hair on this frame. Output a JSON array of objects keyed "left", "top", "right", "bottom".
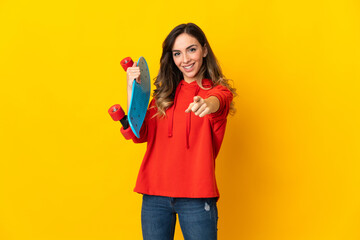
[{"left": 153, "top": 23, "right": 237, "bottom": 117}]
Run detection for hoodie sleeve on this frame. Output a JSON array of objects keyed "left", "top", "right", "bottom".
[
  {"left": 206, "top": 84, "right": 233, "bottom": 121},
  {"left": 120, "top": 99, "right": 155, "bottom": 144}
]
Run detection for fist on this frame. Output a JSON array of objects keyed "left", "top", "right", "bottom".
[{"left": 126, "top": 62, "right": 141, "bottom": 89}]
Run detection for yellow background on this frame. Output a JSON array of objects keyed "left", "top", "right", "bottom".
[{"left": 1, "top": 0, "right": 359, "bottom": 239}]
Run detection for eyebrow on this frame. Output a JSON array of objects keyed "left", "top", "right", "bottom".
[{"left": 172, "top": 44, "right": 197, "bottom": 52}]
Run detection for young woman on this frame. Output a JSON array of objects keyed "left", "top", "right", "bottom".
[{"left": 120, "top": 23, "right": 236, "bottom": 240}]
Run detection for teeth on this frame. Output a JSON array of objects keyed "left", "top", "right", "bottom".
[{"left": 184, "top": 64, "right": 194, "bottom": 69}]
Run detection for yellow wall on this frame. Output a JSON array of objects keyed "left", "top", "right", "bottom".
[{"left": 1, "top": 0, "right": 359, "bottom": 239}]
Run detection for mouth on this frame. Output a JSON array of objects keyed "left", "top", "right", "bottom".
[{"left": 182, "top": 63, "right": 195, "bottom": 71}]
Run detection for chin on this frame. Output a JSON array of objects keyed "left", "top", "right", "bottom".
[
  {"left": 184, "top": 70, "right": 199, "bottom": 79},
  {"left": 184, "top": 74, "right": 195, "bottom": 79}
]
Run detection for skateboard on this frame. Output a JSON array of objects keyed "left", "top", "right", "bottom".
[{"left": 108, "top": 57, "right": 151, "bottom": 138}]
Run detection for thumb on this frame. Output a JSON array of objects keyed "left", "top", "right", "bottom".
[
  {"left": 193, "top": 96, "right": 202, "bottom": 102},
  {"left": 132, "top": 61, "right": 137, "bottom": 67}
]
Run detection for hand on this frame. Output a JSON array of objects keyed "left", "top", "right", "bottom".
[
  {"left": 126, "top": 61, "right": 141, "bottom": 90},
  {"left": 185, "top": 96, "right": 220, "bottom": 117},
  {"left": 126, "top": 62, "right": 141, "bottom": 112}
]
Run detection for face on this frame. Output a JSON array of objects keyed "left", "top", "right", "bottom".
[{"left": 172, "top": 33, "right": 208, "bottom": 83}]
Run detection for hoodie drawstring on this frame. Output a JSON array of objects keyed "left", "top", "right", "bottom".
[
  {"left": 168, "top": 81, "right": 204, "bottom": 149},
  {"left": 168, "top": 83, "right": 182, "bottom": 137},
  {"left": 185, "top": 86, "right": 200, "bottom": 148}
]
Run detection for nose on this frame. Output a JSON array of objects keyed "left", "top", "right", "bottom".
[{"left": 183, "top": 53, "right": 190, "bottom": 64}]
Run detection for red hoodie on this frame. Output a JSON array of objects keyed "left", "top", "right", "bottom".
[{"left": 120, "top": 78, "right": 233, "bottom": 199}]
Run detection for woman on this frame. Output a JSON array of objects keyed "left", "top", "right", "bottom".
[{"left": 120, "top": 23, "right": 236, "bottom": 240}]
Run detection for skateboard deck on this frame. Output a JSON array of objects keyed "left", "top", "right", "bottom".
[{"left": 128, "top": 57, "right": 150, "bottom": 138}]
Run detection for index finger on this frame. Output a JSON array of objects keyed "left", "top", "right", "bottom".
[{"left": 185, "top": 102, "right": 194, "bottom": 113}]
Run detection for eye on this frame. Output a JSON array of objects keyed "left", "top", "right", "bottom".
[
  {"left": 173, "top": 52, "right": 180, "bottom": 57},
  {"left": 189, "top": 48, "right": 197, "bottom": 52}
]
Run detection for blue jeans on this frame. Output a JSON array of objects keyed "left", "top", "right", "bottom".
[{"left": 141, "top": 194, "right": 218, "bottom": 240}]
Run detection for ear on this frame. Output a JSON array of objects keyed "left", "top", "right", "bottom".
[{"left": 203, "top": 44, "right": 208, "bottom": 58}]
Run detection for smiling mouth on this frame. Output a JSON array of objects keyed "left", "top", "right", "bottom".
[{"left": 183, "top": 63, "right": 194, "bottom": 69}]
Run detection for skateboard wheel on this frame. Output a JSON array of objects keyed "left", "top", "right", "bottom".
[
  {"left": 120, "top": 57, "right": 134, "bottom": 72},
  {"left": 108, "top": 104, "right": 125, "bottom": 121}
]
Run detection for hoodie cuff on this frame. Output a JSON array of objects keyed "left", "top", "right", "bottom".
[
  {"left": 120, "top": 126, "right": 136, "bottom": 140},
  {"left": 207, "top": 92, "right": 226, "bottom": 119}
]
